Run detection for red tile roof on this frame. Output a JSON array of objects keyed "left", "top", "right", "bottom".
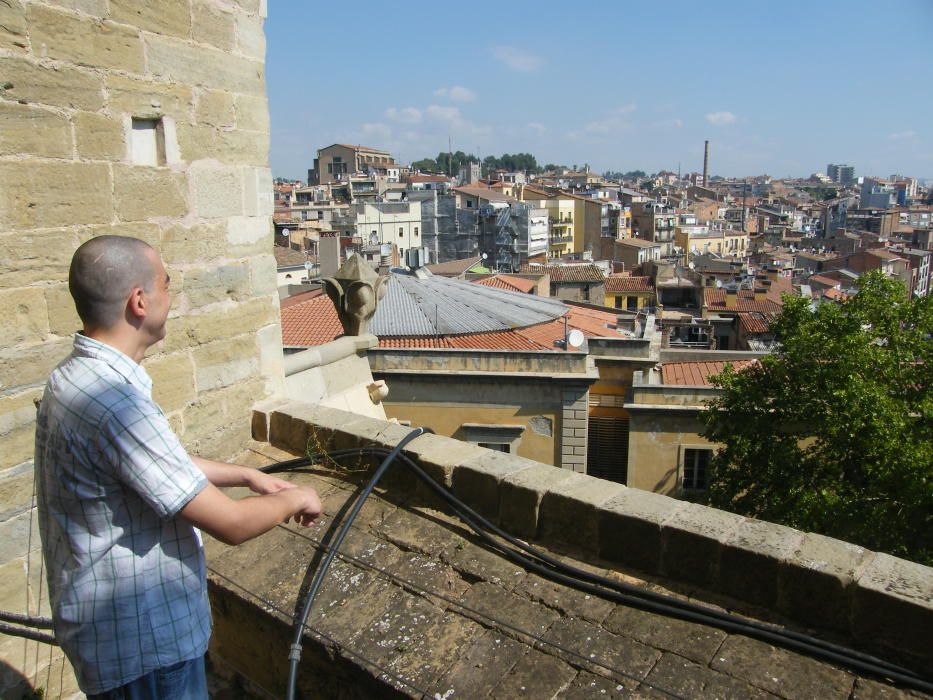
[
  {"left": 605, "top": 276, "right": 653, "bottom": 293},
  {"left": 738, "top": 312, "right": 772, "bottom": 334},
  {"left": 425, "top": 256, "right": 483, "bottom": 276},
  {"left": 704, "top": 288, "right": 783, "bottom": 314},
  {"left": 472, "top": 274, "right": 537, "bottom": 294},
  {"left": 661, "top": 360, "right": 757, "bottom": 386},
  {"left": 520, "top": 264, "right": 605, "bottom": 283}
]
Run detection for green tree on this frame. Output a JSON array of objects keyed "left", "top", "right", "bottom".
[
  {"left": 411, "top": 158, "right": 437, "bottom": 172},
  {"left": 701, "top": 272, "right": 933, "bottom": 564}
]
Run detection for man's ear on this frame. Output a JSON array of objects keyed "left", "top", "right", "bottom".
[{"left": 126, "top": 286, "right": 147, "bottom": 320}]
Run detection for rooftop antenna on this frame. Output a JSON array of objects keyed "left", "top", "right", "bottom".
[{"left": 703, "top": 140, "right": 709, "bottom": 187}]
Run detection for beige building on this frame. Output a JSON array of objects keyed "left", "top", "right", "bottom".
[
  {"left": 354, "top": 200, "right": 423, "bottom": 258},
  {"left": 310, "top": 143, "right": 396, "bottom": 185}
]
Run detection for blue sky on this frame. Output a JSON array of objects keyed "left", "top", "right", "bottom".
[{"left": 265, "top": 1, "right": 933, "bottom": 181}]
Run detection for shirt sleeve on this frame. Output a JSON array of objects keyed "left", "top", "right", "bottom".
[{"left": 100, "top": 392, "right": 208, "bottom": 518}]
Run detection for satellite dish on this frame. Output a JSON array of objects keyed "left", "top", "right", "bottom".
[
  {"left": 282, "top": 228, "right": 290, "bottom": 237},
  {"left": 304, "top": 261, "right": 313, "bottom": 271},
  {"left": 380, "top": 243, "right": 392, "bottom": 256},
  {"left": 481, "top": 253, "right": 488, "bottom": 260},
  {"left": 567, "top": 329, "right": 585, "bottom": 348}
]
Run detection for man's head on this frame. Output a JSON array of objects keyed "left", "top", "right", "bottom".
[{"left": 69, "top": 236, "right": 170, "bottom": 345}]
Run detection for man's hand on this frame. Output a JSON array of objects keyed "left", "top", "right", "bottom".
[
  {"left": 247, "top": 471, "right": 296, "bottom": 495},
  {"left": 279, "top": 486, "right": 322, "bottom": 527}
]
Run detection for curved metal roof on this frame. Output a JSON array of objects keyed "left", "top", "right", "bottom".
[{"left": 371, "top": 272, "right": 567, "bottom": 337}]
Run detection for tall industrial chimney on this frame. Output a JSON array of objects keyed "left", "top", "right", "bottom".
[{"left": 702, "top": 140, "right": 709, "bottom": 187}]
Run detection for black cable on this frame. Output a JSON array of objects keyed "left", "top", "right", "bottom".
[
  {"left": 0, "top": 621, "right": 58, "bottom": 646},
  {"left": 284, "top": 428, "right": 432, "bottom": 700},
  {"left": 0, "top": 611, "right": 54, "bottom": 629},
  {"left": 268, "top": 444, "right": 933, "bottom": 694}
]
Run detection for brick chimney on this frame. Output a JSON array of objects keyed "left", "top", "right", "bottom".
[{"left": 725, "top": 288, "right": 737, "bottom": 309}]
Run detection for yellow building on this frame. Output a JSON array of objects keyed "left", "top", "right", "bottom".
[
  {"left": 604, "top": 276, "right": 655, "bottom": 311},
  {"left": 675, "top": 225, "right": 749, "bottom": 264}
]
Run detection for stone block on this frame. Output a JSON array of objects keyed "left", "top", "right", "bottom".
[
  {"left": 778, "top": 533, "right": 869, "bottom": 633},
  {"left": 542, "top": 615, "right": 660, "bottom": 682},
  {"left": 0, "top": 0, "right": 27, "bottom": 52},
  {"left": 43, "top": 0, "right": 108, "bottom": 14},
  {"left": 499, "top": 463, "right": 577, "bottom": 540},
  {"left": 242, "top": 166, "right": 273, "bottom": 216},
  {"left": 0, "top": 161, "right": 112, "bottom": 231},
  {"left": 539, "top": 473, "right": 625, "bottom": 554},
  {"left": 162, "top": 298, "right": 277, "bottom": 352},
  {"left": 45, "top": 284, "right": 82, "bottom": 338},
  {"left": 144, "top": 352, "right": 196, "bottom": 413},
  {"left": 0, "top": 509, "right": 39, "bottom": 564},
  {"left": 27, "top": 5, "right": 145, "bottom": 73},
  {"left": 719, "top": 518, "right": 804, "bottom": 609},
  {"left": 402, "top": 433, "right": 485, "bottom": 489},
  {"left": 256, "top": 323, "right": 284, "bottom": 396},
  {"left": 249, "top": 254, "right": 277, "bottom": 295},
  {"left": 430, "top": 628, "right": 528, "bottom": 699},
  {"left": 644, "top": 652, "right": 780, "bottom": 700},
  {"left": 0, "top": 229, "right": 82, "bottom": 288},
  {"left": 851, "top": 553, "right": 933, "bottom": 662},
  {"left": 0, "top": 102, "right": 71, "bottom": 158},
  {"left": 452, "top": 450, "right": 537, "bottom": 523},
  {"left": 109, "top": 0, "right": 191, "bottom": 38},
  {"left": 236, "top": 94, "right": 269, "bottom": 132},
  {"left": 191, "top": 335, "right": 257, "bottom": 391},
  {"left": 217, "top": 128, "right": 267, "bottom": 166},
  {"left": 250, "top": 397, "right": 288, "bottom": 443},
  {"left": 113, "top": 165, "right": 187, "bottom": 221},
  {"left": 489, "top": 646, "right": 576, "bottom": 699},
  {"left": 226, "top": 215, "right": 272, "bottom": 251},
  {"left": 234, "top": 11, "right": 265, "bottom": 60},
  {"left": 599, "top": 488, "right": 684, "bottom": 575},
  {"left": 459, "top": 581, "right": 559, "bottom": 642},
  {"left": 85, "top": 222, "right": 162, "bottom": 247},
  {"left": 145, "top": 34, "right": 265, "bottom": 96},
  {"left": 73, "top": 110, "right": 125, "bottom": 160},
  {"left": 182, "top": 377, "right": 265, "bottom": 455},
  {"left": 189, "top": 164, "right": 244, "bottom": 218},
  {"left": 194, "top": 89, "right": 236, "bottom": 128},
  {"left": 105, "top": 73, "right": 192, "bottom": 119},
  {"left": 0, "top": 56, "right": 105, "bottom": 111},
  {"left": 230, "top": 0, "right": 260, "bottom": 12},
  {"left": 0, "top": 337, "right": 71, "bottom": 391},
  {"left": 192, "top": 0, "right": 236, "bottom": 50},
  {"left": 160, "top": 220, "right": 226, "bottom": 266},
  {"left": 0, "top": 390, "right": 40, "bottom": 471},
  {"left": 182, "top": 262, "right": 251, "bottom": 308},
  {"left": 0, "top": 463, "right": 34, "bottom": 521},
  {"left": 0, "top": 288, "right": 49, "bottom": 347},
  {"left": 660, "top": 502, "right": 744, "bottom": 589}
]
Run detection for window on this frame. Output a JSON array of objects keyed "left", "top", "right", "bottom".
[
  {"left": 682, "top": 448, "right": 711, "bottom": 491},
  {"left": 478, "top": 442, "right": 509, "bottom": 453},
  {"left": 399, "top": 227, "right": 404, "bottom": 237},
  {"left": 414, "top": 226, "right": 419, "bottom": 236},
  {"left": 460, "top": 423, "right": 524, "bottom": 454},
  {"left": 614, "top": 296, "right": 623, "bottom": 309}
]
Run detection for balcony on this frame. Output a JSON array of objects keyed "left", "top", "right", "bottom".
[{"left": 549, "top": 234, "right": 574, "bottom": 244}]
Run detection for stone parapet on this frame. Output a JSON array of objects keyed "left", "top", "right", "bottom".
[{"left": 255, "top": 400, "right": 933, "bottom": 671}]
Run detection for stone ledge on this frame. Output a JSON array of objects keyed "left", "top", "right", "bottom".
[{"left": 254, "top": 399, "right": 933, "bottom": 668}]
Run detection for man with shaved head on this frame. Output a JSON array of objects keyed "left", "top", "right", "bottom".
[{"left": 35, "top": 235, "right": 322, "bottom": 699}]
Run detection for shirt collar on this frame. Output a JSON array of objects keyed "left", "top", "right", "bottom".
[{"left": 73, "top": 333, "right": 153, "bottom": 396}]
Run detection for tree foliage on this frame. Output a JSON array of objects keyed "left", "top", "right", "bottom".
[
  {"left": 701, "top": 272, "right": 933, "bottom": 564},
  {"left": 482, "top": 152, "right": 539, "bottom": 173}
]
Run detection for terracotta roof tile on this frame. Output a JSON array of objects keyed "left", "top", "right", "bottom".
[
  {"left": 520, "top": 263, "right": 605, "bottom": 283},
  {"left": 661, "top": 360, "right": 757, "bottom": 386},
  {"left": 738, "top": 312, "right": 772, "bottom": 334},
  {"left": 605, "top": 276, "right": 653, "bottom": 293},
  {"left": 472, "top": 275, "right": 537, "bottom": 293},
  {"left": 704, "top": 288, "right": 783, "bottom": 314},
  {"left": 425, "top": 256, "right": 483, "bottom": 276}
]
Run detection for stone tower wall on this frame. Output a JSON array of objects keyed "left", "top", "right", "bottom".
[{"left": 0, "top": 0, "right": 282, "bottom": 574}]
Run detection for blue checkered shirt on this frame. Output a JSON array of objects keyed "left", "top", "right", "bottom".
[{"left": 35, "top": 334, "right": 211, "bottom": 694}]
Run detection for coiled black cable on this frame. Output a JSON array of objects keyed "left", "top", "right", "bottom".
[{"left": 264, "top": 441, "right": 933, "bottom": 696}]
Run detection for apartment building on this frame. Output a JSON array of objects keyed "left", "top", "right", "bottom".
[{"left": 309, "top": 143, "right": 397, "bottom": 185}]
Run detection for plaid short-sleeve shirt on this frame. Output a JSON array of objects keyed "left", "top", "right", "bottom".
[{"left": 35, "top": 334, "right": 211, "bottom": 695}]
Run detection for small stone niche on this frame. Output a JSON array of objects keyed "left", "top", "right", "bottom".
[{"left": 130, "top": 117, "right": 166, "bottom": 166}]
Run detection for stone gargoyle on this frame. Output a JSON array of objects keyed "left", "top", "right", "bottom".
[{"left": 321, "top": 255, "right": 386, "bottom": 337}]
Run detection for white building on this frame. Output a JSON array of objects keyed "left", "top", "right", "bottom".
[{"left": 355, "top": 200, "right": 423, "bottom": 258}]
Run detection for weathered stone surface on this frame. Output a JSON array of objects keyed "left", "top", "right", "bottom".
[
  {"left": 458, "top": 581, "right": 558, "bottom": 642},
  {"left": 0, "top": 388, "right": 41, "bottom": 471},
  {"left": 191, "top": 335, "right": 258, "bottom": 391},
  {"left": 242, "top": 165, "right": 273, "bottom": 216},
  {"left": 182, "top": 263, "right": 251, "bottom": 308},
  {"left": 113, "top": 165, "right": 188, "bottom": 221},
  {"left": 489, "top": 645, "right": 577, "bottom": 698},
  {"left": 0, "top": 288, "right": 49, "bottom": 347},
  {"left": 236, "top": 94, "right": 269, "bottom": 132},
  {"left": 603, "top": 603, "right": 727, "bottom": 665},
  {"left": 109, "top": 0, "right": 191, "bottom": 38},
  {"left": 0, "top": 508, "right": 39, "bottom": 564},
  {"left": 0, "top": 101, "right": 71, "bottom": 158},
  {"left": 719, "top": 518, "right": 804, "bottom": 609},
  {"left": 778, "top": 533, "right": 870, "bottom": 633},
  {"left": 710, "top": 635, "right": 854, "bottom": 699},
  {"left": 194, "top": 89, "right": 236, "bottom": 128},
  {"left": 248, "top": 253, "right": 277, "bottom": 295},
  {"left": 43, "top": 0, "right": 108, "bottom": 14},
  {"left": 0, "top": 463, "right": 34, "bottom": 521},
  {"left": 0, "top": 56, "right": 105, "bottom": 110},
  {"left": 0, "top": 337, "right": 71, "bottom": 390},
  {"left": 599, "top": 487, "right": 683, "bottom": 574},
  {"left": 234, "top": 10, "right": 265, "bottom": 60},
  {"left": 500, "top": 463, "right": 577, "bottom": 539},
  {"left": 0, "top": 228, "right": 83, "bottom": 288},
  {"left": 0, "top": 161, "right": 112, "bottom": 231},
  {"left": 105, "top": 73, "right": 192, "bottom": 118},
  {"left": 191, "top": 0, "right": 236, "bottom": 51},
  {"left": 145, "top": 351, "right": 196, "bottom": 413},
  {"left": 641, "top": 652, "right": 779, "bottom": 700},
  {"left": 452, "top": 450, "right": 537, "bottom": 522},
  {"left": 541, "top": 615, "right": 660, "bottom": 682},
  {"left": 73, "top": 110, "right": 125, "bottom": 160},
  {"left": 851, "top": 553, "right": 933, "bottom": 660},
  {"left": 440, "top": 534, "right": 527, "bottom": 590},
  {"left": 44, "top": 283, "right": 81, "bottom": 337},
  {"left": 850, "top": 677, "right": 917, "bottom": 699},
  {"left": 189, "top": 163, "right": 245, "bottom": 218},
  {"left": 163, "top": 298, "right": 277, "bottom": 352},
  {"left": 430, "top": 628, "right": 528, "bottom": 699},
  {"left": 661, "top": 502, "right": 744, "bottom": 588},
  {"left": 539, "top": 472, "right": 626, "bottom": 554},
  {"left": 27, "top": 5, "right": 144, "bottom": 73},
  {"left": 559, "top": 671, "right": 635, "bottom": 699},
  {"left": 180, "top": 377, "right": 264, "bottom": 451},
  {"left": 145, "top": 34, "right": 265, "bottom": 95},
  {"left": 0, "top": 0, "right": 27, "bottom": 52},
  {"left": 514, "top": 572, "right": 615, "bottom": 624},
  {"left": 159, "top": 220, "right": 226, "bottom": 266}
]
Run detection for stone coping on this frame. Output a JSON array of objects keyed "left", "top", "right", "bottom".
[{"left": 252, "top": 398, "right": 933, "bottom": 672}]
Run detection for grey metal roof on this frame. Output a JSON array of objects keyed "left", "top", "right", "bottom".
[{"left": 371, "top": 272, "right": 567, "bottom": 337}]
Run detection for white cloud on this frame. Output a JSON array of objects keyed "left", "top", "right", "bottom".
[
  {"left": 527, "top": 122, "right": 546, "bottom": 135},
  {"left": 360, "top": 122, "right": 392, "bottom": 140},
  {"left": 614, "top": 104, "right": 637, "bottom": 115},
  {"left": 434, "top": 85, "right": 476, "bottom": 102},
  {"left": 653, "top": 118, "right": 684, "bottom": 128},
  {"left": 491, "top": 46, "right": 544, "bottom": 72},
  {"left": 888, "top": 130, "right": 916, "bottom": 141},
  {"left": 384, "top": 106, "right": 422, "bottom": 124},
  {"left": 706, "top": 111, "right": 737, "bottom": 126},
  {"left": 426, "top": 104, "right": 462, "bottom": 124}
]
